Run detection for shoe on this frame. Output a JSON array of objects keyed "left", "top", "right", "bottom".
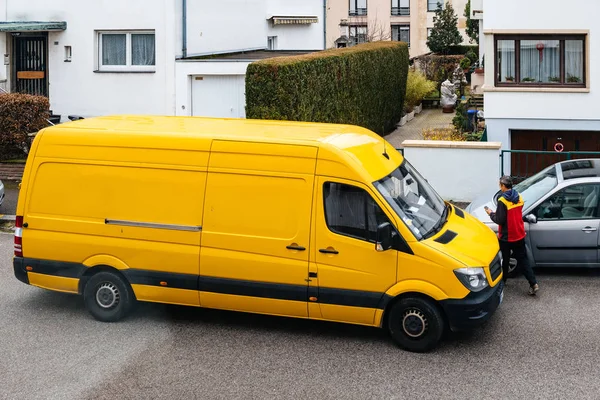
[{"left": 528, "top": 284, "right": 539, "bottom": 296}]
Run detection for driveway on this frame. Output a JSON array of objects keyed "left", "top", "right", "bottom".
[{"left": 1, "top": 233, "right": 599, "bottom": 399}]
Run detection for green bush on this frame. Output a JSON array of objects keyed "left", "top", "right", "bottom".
[
  {"left": 245, "top": 42, "right": 409, "bottom": 135},
  {"left": 0, "top": 93, "right": 49, "bottom": 159},
  {"left": 405, "top": 71, "right": 436, "bottom": 110},
  {"left": 459, "top": 57, "right": 471, "bottom": 70},
  {"left": 447, "top": 45, "right": 479, "bottom": 56},
  {"left": 465, "top": 50, "right": 478, "bottom": 64}
]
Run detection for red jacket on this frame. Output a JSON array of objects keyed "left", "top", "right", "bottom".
[{"left": 490, "top": 191, "right": 526, "bottom": 242}]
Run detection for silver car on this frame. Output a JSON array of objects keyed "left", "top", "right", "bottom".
[{"left": 467, "top": 159, "right": 600, "bottom": 269}]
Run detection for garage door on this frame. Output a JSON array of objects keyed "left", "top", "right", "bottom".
[
  {"left": 511, "top": 130, "right": 600, "bottom": 179},
  {"left": 192, "top": 75, "right": 246, "bottom": 118}
]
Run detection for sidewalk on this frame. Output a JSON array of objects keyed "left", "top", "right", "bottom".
[{"left": 385, "top": 108, "right": 455, "bottom": 149}]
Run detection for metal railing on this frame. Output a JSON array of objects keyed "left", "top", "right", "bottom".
[
  {"left": 500, "top": 150, "right": 600, "bottom": 182},
  {"left": 391, "top": 7, "right": 410, "bottom": 16},
  {"left": 349, "top": 8, "right": 367, "bottom": 16}
]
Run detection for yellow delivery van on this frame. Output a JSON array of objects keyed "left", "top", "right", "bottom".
[{"left": 13, "top": 115, "right": 503, "bottom": 352}]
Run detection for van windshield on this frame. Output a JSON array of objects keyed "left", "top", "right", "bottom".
[{"left": 375, "top": 160, "right": 447, "bottom": 241}]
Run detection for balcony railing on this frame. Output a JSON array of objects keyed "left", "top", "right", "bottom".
[
  {"left": 349, "top": 8, "right": 367, "bottom": 16},
  {"left": 391, "top": 7, "right": 410, "bottom": 16}
]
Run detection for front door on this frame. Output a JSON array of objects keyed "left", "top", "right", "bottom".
[
  {"left": 311, "top": 177, "right": 398, "bottom": 325},
  {"left": 13, "top": 34, "right": 48, "bottom": 96},
  {"left": 529, "top": 183, "right": 600, "bottom": 266}
]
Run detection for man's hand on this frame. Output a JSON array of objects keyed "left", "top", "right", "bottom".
[{"left": 484, "top": 206, "right": 492, "bottom": 215}]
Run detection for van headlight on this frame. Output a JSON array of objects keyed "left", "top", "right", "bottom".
[{"left": 454, "top": 267, "right": 488, "bottom": 292}]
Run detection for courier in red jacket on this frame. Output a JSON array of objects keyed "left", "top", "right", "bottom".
[{"left": 486, "top": 176, "right": 539, "bottom": 296}]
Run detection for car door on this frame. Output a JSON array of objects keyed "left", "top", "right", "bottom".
[
  {"left": 528, "top": 183, "right": 600, "bottom": 266},
  {"left": 311, "top": 178, "right": 399, "bottom": 325}
]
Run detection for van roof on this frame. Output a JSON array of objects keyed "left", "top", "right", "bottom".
[
  {"left": 38, "top": 115, "right": 404, "bottom": 182},
  {"left": 52, "top": 115, "right": 366, "bottom": 144}
]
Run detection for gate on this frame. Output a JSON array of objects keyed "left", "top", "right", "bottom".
[
  {"left": 13, "top": 34, "right": 48, "bottom": 96},
  {"left": 500, "top": 150, "right": 600, "bottom": 182}
]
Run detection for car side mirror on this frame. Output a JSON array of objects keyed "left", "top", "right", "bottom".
[
  {"left": 376, "top": 222, "right": 394, "bottom": 252},
  {"left": 524, "top": 214, "right": 537, "bottom": 224}
]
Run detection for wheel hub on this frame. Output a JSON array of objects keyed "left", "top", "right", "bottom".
[
  {"left": 96, "top": 282, "right": 120, "bottom": 309},
  {"left": 402, "top": 309, "right": 428, "bottom": 338}
]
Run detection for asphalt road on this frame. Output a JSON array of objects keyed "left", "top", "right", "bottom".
[{"left": 1, "top": 233, "right": 600, "bottom": 400}]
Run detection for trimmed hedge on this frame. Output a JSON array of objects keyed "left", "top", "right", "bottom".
[
  {"left": 446, "top": 45, "right": 479, "bottom": 56},
  {"left": 245, "top": 42, "right": 409, "bottom": 135},
  {"left": 0, "top": 93, "right": 49, "bottom": 159}
]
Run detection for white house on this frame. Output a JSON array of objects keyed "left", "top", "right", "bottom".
[
  {"left": 480, "top": 0, "right": 597, "bottom": 159},
  {"left": 0, "top": 0, "right": 324, "bottom": 121}
]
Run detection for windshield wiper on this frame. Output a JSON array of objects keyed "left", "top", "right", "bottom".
[{"left": 424, "top": 203, "right": 449, "bottom": 239}]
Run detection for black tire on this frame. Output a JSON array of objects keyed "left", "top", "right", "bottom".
[
  {"left": 83, "top": 271, "right": 134, "bottom": 322},
  {"left": 387, "top": 297, "right": 445, "bottom": 353}
]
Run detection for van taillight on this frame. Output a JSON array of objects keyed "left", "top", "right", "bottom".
[{"left": 14, "top": 216, "right": 23, "bottom": 257}]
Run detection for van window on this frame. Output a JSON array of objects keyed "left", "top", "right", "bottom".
[{"left": 323, "top": 182, "right": 390, "bottom": 242}]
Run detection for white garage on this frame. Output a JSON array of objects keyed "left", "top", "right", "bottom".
[
  {"left": 175, "top": 51, "right": 315, "bottom": 120},
  {"left": 191, "top": 75, "right": 246, "bottom": 119}
]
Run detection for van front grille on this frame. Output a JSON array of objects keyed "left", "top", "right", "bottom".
[{"left": 489, "top": 254, "right": 502, "bottom": 281}]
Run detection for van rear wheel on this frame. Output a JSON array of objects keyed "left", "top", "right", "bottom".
[
  {"left": 83, "top": 271, "right": 134, "bottom": 322},
  {"left": 387, "top": 297, "right": 444, "bottom": 353}
]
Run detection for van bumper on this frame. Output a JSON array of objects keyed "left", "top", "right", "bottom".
[
  {"left": 13, "top": 257, "right": 30, "bottom": 285},
  {"left": 440, "top": 281, "right": 504, "bottom": 332}
]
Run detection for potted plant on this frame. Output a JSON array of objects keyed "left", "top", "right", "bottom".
[
  {"left": 522, "top": 77, "right": 535, "bottom": 83},
  {"left": 474, "top": 55, "right": 484, "bottom": 74},
  {"left": 405, "top": 70, "right": 436, "bottom": 118},
  {"left": 549, "top": 76, "right": 560, "bottom": 83},
  {"left": 406, "top": 105, "right": 415, "bottom": 122},
  {"left": 460, "top": 57, "right": 471, "bottom": 73},
  {"left": 567, "top": 74, "right": 582, "bottom": 83},
  {"left": 398, "top": 113, "right": 408, "bottom": 127},
  {"left": 505, "top": 76, "right": 515, "bottom": 82}
]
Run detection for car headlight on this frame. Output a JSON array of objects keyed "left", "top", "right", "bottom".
[{"left": 454, "top": 267, "right": 488, "bottom": 292}]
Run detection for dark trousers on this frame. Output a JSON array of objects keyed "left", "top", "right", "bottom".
[{"left": 499, "top": 239, "right": 537, "bottom": 286}]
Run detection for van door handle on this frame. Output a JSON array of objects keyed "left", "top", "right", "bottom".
[
  {"left": 319, "top": 248, "right": 339, "bottom": 255},
  {"left": 582, "top": 227, "right": 598, "bottom": 233},
  {"left": 286, "top": 245, "right": 306, "bottom": 251}
]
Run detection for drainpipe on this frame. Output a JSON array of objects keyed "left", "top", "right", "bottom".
[
  {"left": 182, "top": 0, "right": 187, "bottom": 58},
  {"left": 323, "top": 0, "right": 327, "bottom": 49}
]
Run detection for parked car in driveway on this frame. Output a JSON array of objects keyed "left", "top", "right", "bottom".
[
  {"left": 467, "top": 159, "right": 600, "bottom": 269},
  {"left": 0, "top": 179, "right": 4, "bottom": 207}
]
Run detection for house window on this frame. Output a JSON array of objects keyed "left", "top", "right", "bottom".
[
  {"left": 349, "top": 0, "right": 367, "bottom": 16},
  {"left": 495, "top": 35, "right": 585, "bottom": 87},
  {"left": 392, "top": 25, "right": 410, "bottom": 46},
  {"left": 97, "top": 31, "right": 156, "bottom": 72},
  {"left": 349, "top": 25, "right": 368, "bottom": 45},
  {"left": 267, "top": 36, "right": 278, "bottom": 50},
  {"left": 428, "top": 0, "right": 444, "bottom": 12},
  {"left": 392, "top": 0, "right": 410, "bottom": 16}
]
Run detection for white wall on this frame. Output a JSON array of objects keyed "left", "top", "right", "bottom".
[
  {"left": 4, "top": 0, "right": 177, "bottom": 119},
  {"left": 402, "top": 140, "right": 502, "bottom": 202},
  {"left": 266, "top": 0, "right": 324, "bottom": 50},
  {"left": 483, "top": 0, "right": 598, "bottom": 122}
]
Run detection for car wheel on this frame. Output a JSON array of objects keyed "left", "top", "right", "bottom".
[
  {"left": 83, "top": 271, "right": 134, "bottom": 322},
  {"left": 387, "top": 297, "right": 445, "bottom": 353}
]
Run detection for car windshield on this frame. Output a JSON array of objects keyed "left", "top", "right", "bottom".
[
  {"left": 375, "top": 160, "right": 447, "bottom": 240},
  {"left": 510, "top": 165, "right": 558, "bottom": 208}
]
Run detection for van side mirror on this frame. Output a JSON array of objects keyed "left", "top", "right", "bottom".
[
  {"left": 524, "top": 214, "right": 537, "bottom": 224},
  {"left": 376, "top": 222, "right": 394, "bottom": 252}
]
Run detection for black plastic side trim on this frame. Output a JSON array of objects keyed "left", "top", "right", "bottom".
[
  {"left": 124, "top": 269, "right": 198, "bottom": 291},
  {"left": 198, "top": 276, "right": 308, "bottom": 302}
]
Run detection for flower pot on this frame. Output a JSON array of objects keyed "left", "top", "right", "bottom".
[
  {"left": 407, "top": 111, "right": 415, "bottom": 121},
  {"left": 398, "top": 115, "right": 407, "bottom": 126},
  {"left": 474, "top": 68, "right": 484, "bottom": 74},
  {"left": 415, "top": 104, "right": 423, "bottom": 114}
]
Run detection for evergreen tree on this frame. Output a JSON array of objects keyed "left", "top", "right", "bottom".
[
  {"left": 464, "top": 0, "right": 479, "bottom": 44},
  {"left": 426, "top": 1, "right": 463, "bottom": 54}
]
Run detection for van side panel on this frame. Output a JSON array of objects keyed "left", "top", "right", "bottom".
[
  {"left": 22, "top": 152, "right": 207, "bottom": 306},
  {"left": 199, "top": 141, "right": 317, "bottom": 318}
]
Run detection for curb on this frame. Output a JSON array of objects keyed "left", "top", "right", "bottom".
[{"left": 0, "top": 214, "right": 16, "bottom": 222}]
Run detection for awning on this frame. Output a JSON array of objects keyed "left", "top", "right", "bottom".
[
  {"left": 269, "top": 16, "right": 318, "bottom": 25},
  {"left": 0, "top": 21, "right": 67, "bottom": 32}
]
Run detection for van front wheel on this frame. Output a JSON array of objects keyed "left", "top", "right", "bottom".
[
  {"left": 83, "top": 271, "right": 134, "bottom": 322},
  {"left": 387, "top": 297, "right": 445, "bottom": 353}
]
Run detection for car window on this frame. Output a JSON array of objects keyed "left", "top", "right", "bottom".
[
  {"left": 534, "top": 184, "right": 600, "bottom": 220},
  {"left": 324, "top": 182, "right": 391, "bottom": 242}
]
